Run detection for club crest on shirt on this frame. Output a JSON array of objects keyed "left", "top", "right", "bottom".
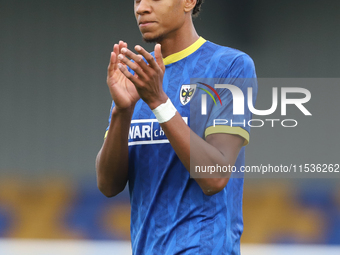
[{"left": 180, "top": 84, "right": 196, "bottom": 105}]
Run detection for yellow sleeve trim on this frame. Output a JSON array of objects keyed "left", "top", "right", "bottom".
[
  {"left": 162, "top": 37, "right": 207, "bottom": 66},
  {"left": 104, "top": 130, "right": 108, "bottom": 140},
  {"left": 205, "top": 125, "right": 250, "bottom": 146}
]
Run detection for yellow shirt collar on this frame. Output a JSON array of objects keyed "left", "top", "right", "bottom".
[{"left": 162, "top": 37, "right": 206, "bottom": 66}]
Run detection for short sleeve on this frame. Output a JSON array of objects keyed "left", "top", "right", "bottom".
[
  {"left": 104, "top": 100, "right": 115, "bottom": 139},
  {"left": 203, "top": 54, "right": 258, "bottom": 146}
]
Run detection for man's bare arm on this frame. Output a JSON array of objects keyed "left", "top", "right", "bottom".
[
  {"left": 96, "top": 106, "right": 134, "bottom": 197},
  {"left": 159, "top": 112, "right": 244, "bottom": 196}
]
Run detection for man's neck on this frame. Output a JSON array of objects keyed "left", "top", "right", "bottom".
[{"left": 158, "top": 21, "right": 199, "bottom": 59}]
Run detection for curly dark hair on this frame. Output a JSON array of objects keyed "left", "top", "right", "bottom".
[{"left": 192, "top": 0, "right": 204, "bottom": 17}]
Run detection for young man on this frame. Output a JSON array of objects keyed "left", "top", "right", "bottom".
[{"left": 96, "top": 0, "right": 257, "bottom": 254}]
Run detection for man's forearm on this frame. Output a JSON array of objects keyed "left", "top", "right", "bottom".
[
  {"left": 160, "top": 112, "right": 243, "bottom": 196},
  {"left": 96, "top": 106, "right": 134, "bottom": 197}
]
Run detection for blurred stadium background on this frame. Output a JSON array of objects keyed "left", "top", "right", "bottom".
[{"left": 1, "top": 0, "right": 339, "bottom": 254}]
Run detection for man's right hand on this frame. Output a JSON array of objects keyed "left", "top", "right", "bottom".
[{"left": 107, "top": 41, "right": 140, "bottom": 110}]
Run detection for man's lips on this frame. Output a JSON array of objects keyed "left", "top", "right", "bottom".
[{"left": 139, "top": 21, "right": 156, "bottom": 27}]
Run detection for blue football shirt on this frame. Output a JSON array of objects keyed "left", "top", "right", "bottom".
[{"left": 105, "top": 37, "right": 257, "bottom": 255}]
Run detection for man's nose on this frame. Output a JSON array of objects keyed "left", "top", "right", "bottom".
[{"left": 136, "top": 0, "right": 152, "bottom": 15}]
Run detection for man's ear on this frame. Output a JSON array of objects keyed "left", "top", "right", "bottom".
[{"left": 183, "top": 0, "right": 197, "bottom": 13}]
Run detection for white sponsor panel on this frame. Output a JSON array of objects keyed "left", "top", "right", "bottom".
[{"left": 128, "top": 117, "right": 188, "bottom": 146}]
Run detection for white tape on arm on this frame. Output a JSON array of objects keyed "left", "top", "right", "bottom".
[{"left": 152, "top": 98, "right": 177, "bottom": 123}]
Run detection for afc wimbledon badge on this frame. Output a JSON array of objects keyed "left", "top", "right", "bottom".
[{"left": 180, "top": 84, "right": 196, "bottom": 105}]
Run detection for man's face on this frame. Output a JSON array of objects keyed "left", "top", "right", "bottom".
[{"left": 134, "top": 0, "right": 186, "bottom": 43}]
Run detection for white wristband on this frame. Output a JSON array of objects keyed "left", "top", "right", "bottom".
[{"left": 152, "top": 98, "right": 177, "bottom": 123}]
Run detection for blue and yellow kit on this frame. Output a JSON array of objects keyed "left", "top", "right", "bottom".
[{"left": 105, "top": 37, "right": 257, "bottom": 255}]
